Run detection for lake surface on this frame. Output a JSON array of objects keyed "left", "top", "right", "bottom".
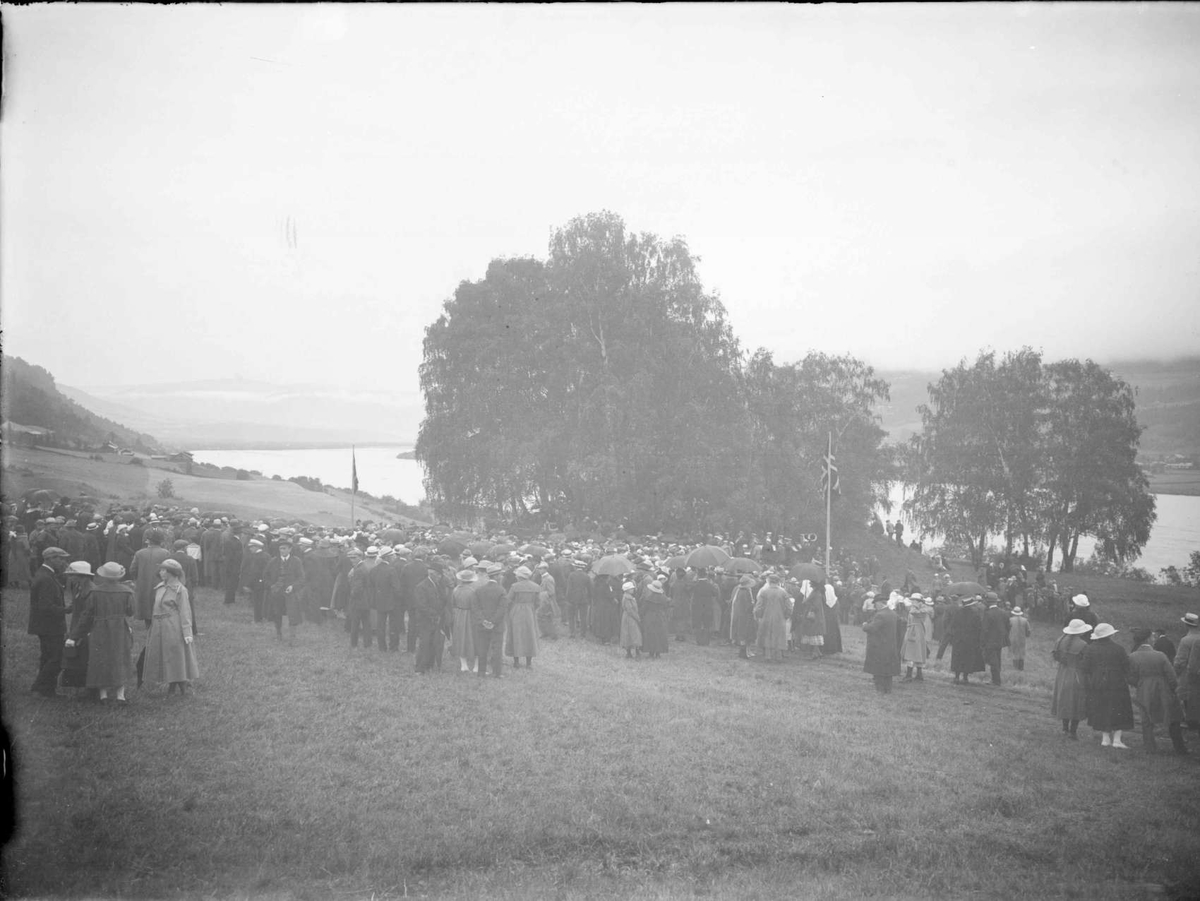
[
  {"left": 881, "top": 484, "right": 1199, "bottom": 574},
  {"left": 193, "top": 446, "right": 426, "bottom": 506},
  {"left": 192, "top": 447, "right": 1197, "bottom": 571}
]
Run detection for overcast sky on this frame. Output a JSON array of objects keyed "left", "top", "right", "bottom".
[{"left": 3, "top": 3, "right": 1198, "bottom": 395}]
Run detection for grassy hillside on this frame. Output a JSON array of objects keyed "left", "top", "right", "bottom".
[
  {"left": 0, "top": 445, "right": 425, "bottom": 526},
  {"left": 1, "top": 356, "right": 164, "bottom": 453},
  {"left": 2, "top": 577, "right": 1197, "bottom": 900}
]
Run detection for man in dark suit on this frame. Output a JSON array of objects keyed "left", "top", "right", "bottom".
[
  {"left": 413, "top": 566, "right": 445, "bottom": 673},
  {"left": 471, "top": 562, "right": 509, "bottom": 678},
  {"left": 265, "top": 538, "right": 307, "bottom": 644},
  {"left": 368, "top": 547, "right": 401, "bottom": 651},
  {"left": 982, "top": 592, "right": 1011, "bottom": 685},
  {"left": 399, "top": 550, "right": 429, "bottom": 653},
  {"left": 29, "top": 546, "right": 70, "bottom": 697},
  {"left": 221, "top": 523, "right": 244, "bottom": 606}
]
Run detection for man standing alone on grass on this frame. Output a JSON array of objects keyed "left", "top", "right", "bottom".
[
  {"left": 28, "top": 547, "right": 70, "bottom": 697},
  {"left": 863, "top": 597, "right": 900, "bottom": 694},
  {"left": 265, "top": 538, "right": 307, "bottom": 645},
  {"left": 472, "top": 562, "right": 509, "bottom": 678}
]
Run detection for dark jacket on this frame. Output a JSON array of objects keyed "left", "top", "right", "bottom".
[
  {"left": 1080, "top": 637, "right": 1134, "bottom": 731},
  {"left": 368, "top": 560, "right": 400, "bottom": 611},
  {"left": 29, "top": 565, "right": 69, "bottom": 635},
  {"left": 863, "top": 608, "right": 901, "bottom": 677},
  {"left": 982, "top": 604, "right": 1010, "bottom": 651},
  {"left": 471, "top": 578, "right": 509, "bottom": 629}
]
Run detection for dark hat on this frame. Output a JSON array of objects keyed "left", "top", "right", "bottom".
[{"left": 41, "top": 546, "right": 68, "bottom": 558}]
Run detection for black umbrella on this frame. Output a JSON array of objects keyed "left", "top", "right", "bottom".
[{"left": 789, "top": 562, "right": 827, "bottom": 582}]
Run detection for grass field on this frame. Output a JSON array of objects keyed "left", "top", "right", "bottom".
[
  {"left": 3, "top": 577, "right": 1199, "bottom": 900},
  {"left": 1149, "top": 470, "right": 1200, "bottom": 498}
]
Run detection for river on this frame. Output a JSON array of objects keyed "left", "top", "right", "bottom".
[
  {"left": 192, "top": 446, "right": 426, "bottom": 506},
  {"left": 881, "top": 484, "right": 1199, "bottom": 574},
  {"left": 191, "top": 447, "right": 1197, "bottom": 572}
]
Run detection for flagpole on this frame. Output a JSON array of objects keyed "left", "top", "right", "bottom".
[
  {"left": 351, "top": 445, "right": 356, "bottom": 529},
  {"left": 825, "top": 430, "right": 832, "bottom": 574}
]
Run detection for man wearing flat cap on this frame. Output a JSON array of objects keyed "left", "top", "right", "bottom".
[{"left": 29, "top": 547, "right": 71, "bottom": 696}]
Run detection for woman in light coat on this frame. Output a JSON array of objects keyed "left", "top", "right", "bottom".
[
  {"left": 449, "top": 569, "right": 478, "bottom": 673},
  {"left": 143, "top": 557, "right": 199, "bottom": 695},
  {"left": 755, "top": 573, "right": 793, "bottom": 662},
  {"left": 902, "top": 594, "right": 933, "bottom": 682},
  {"left": 1008, "top": 606, "right": 1032, "bottom": 671},
  {"left": 619, "top": 581, "right": 642, "bottom": 658},
  {"left": 505, "top": 566, "right": 541, "bottom": 667}
]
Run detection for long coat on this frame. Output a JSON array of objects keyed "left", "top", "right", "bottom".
[
  {"left": 902, "top": 605, "right": 933, "bottom": 666},
  {"left": 1051, "top": 634, "right": 1089, "bottom": 720},
  {"left": 69, "top": 580, "right": 134, "bottom": 688},
  {"left": 690, "top": 578, "right": 721, "bottom": 633},
  {"left": 130, "top": 546, "right": 171, "bottom": 621},
  {"left": 754, "top": 585, "right": 792, "bottom": 653},
  {"left": 201, "top": 528, "right": 223, "bottom": 585},
  {"left": 641, "top": 589, "right": 670, "bottom": 654},
  {"left": 729, "top": 584, "right": 757, "bottom": 646},
  {"left": 619, "top": 591, "right": 642, "bottom": 650},
  {"left": 863, "top": 608, "right": 902, "bottom": 677},
  {"left": 143, "top": 581, "right": 199, "bottom": 685},
  {"left": 1128, "top": 644, "right": 1182, "bottom": 725},
  {"left": 221, "top": 531, "right": 244, "bottom": 593},
  {"left": 793, "top": 588, "right": 826, "bottom": 640},
  {"left": 948, "top": 604, "right": 986, "bottom": 675},
  {"left": 8, "top": 534, "right": 32, "bottom": 585},
  {"left": 450, "top": 583, "right": 476, "bottom": 662},
  {"left": 505, "top": 578, "right": 541, "bottom": 658},
  {"left": 591, "top": 577, "right": 620, "bottom": 642},
  {"left": 1008, "top": 615, "right": 1031, "bottom": 661},
  {"left": 1080, "top": 637, "right": 1134, "bottom": 731}
]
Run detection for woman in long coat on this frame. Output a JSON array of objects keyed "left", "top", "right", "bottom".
[
  {"left": 67, "top": 561, "right": 134, "bottom": 703},
  {"left": 591, "top": 575, "right": 620, "bottom": 644},
  {"left": 7, "top": 525, "right": 32, "bottom": 588},
  {"left": 863, "top": 601, "right": 902, "bottom": 693},
  {"left": 641, "top": 579, "right": 670, "bottom": 658},
  {"left": 143, "top": 557, "right": 199, "bottom": 695},
  {"left": 729, "top": 574, "right": 758, "bottom": 658},
  {"left": 948, "top": 599, "right": 986, "bottom": 684},
  {"left": 619, "top": 581, "right": 642, "bottom": 658},
  {"left": 821, "top": 582, "right": 844, "bottom": 656},
  {"left": 792, "top": 580, "right": 826, "bottom": 661},
  {"left": 505, "top": 566, "right": 541, "bottom": 667},
  {"left": 1079, "top": 623, "right": 1134, "bottom": 748},
  {"left": 1008, "top": 606, "right": 1031, "bottom": 670},
  {"left": 1051, "top": 619, "right": 1092, "bottom": 738},
  {"left": 755, "top": 574, "right": 792, "bottom": 662},
  {"left": 61, "top": 561, "right": 95, "bottom": 691},
  {"left": 449, "top": 569, "right": 477, "bottom": 673},
  {"left": 902, "top": 595, "right": 933, "bottom": 681}
]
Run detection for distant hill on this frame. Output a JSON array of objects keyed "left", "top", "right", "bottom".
[
  {"left": 60, "top": 378, "right": 422, "bottom": 449},
  {"left": 875, "top": 356, "right": 1200, "bottom": 461},
  {"left": 1, "top": 355, "right": 164, "bottom": 453}
]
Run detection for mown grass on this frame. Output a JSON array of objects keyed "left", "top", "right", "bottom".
[{"left": 3, "top": 582, "right": 1199, "bottom": 900}]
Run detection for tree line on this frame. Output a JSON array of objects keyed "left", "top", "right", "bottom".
[
  {"left": 416, "top": 212, "right": 1154, "bottom": 570},
  {"left": 902, "top": 349, "right": 1155, "bottom": 571},
  {"left": 415, "top": 211, "right": 892, "bottom": 538}
]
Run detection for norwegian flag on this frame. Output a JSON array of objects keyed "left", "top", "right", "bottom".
[{"left": 821, "top": 434, "right": 840, "bottom": 496}]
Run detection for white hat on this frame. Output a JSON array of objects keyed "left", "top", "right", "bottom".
[
  {"left": 462, "top": 556, "right": 478, "bottom": 568},
  {"left": 456, "top": 569, "right": 477, "bottom": 583},
  {"left": 1063, "top": 619, "right": 1092, "bottom": 636},
  {"left": 1072, "top": 594, "right": 1089, "bottom": 608},
  {"left": 1092, "top": 623, "right": 1118, "bottom": 640},
  {"left": 365, "top": 546, "right": 379, "bottom": 557},
  {"left": 514, "top": 566, "right": 533, "bottom": 579},
  {"left": 66, "top": 560, "right": 93, "bottom": 576},
  {"left": 622, "top": 581, "right": 636, "bottom": 591},
  {"left": 1011, "top": 607, "right": 1024, "bottom": 616},
  {"left": 248, "top": 539, "right": 264, "bottom": 549}
]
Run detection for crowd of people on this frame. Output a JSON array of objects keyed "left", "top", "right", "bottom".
[{"left": 6, "top": 498, "right": 1199, "bottom": 758}]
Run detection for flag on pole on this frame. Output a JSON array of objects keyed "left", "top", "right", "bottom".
[
  {"left": 352, "top": 446, "right": 359, "bottom": 494},
  {"left": 821, "top": 436, "right": 840, "bottom": 495}
]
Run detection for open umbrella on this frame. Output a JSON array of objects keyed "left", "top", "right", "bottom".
[
  {"left": 789, "top": 562, "right": 827, "bottom": 583},
  {"left": 489, "top": 543, "right": 515, "bottom": 557},
  {"left": 437, "top": 538, "right": 467, "bottom": 557},
  {"left": 520, "top": 544, "right": 551, "bottom": 557},
  {"left": 727, "top": 557, "right": 762, "bottom": 574},
  {"left": 449, "top": 531, "right": 475, "bottom": 543},
  {"left": 592, "top": 554, "right": 635, "bottom": 577},
  {"left": 944, "top": 581, "right": 986, "bottom": 597},
  {"left": 469, "top": 541, "right": 494, "bottom": 557},
  {"left": 686, "top": 545, "right": 731, "bottom": 570},
  {"left": 665, "top": 555, "right": 690, "bottom": 571},
  {"left": 379, "top": 528, "right": 404, "bottom": 545}
]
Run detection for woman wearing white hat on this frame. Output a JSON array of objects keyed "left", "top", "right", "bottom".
[
  {"left": 619, "top": 581, "right": 642, "bottom": 659},
  {"left": 1052, "top": 619, "right": 1093, "bottom": 739},
  {"left": 505, "top": 566, "right": 541, "bottom": 668},
  {"left": 60, "top": 561, "right": 95, "bottom": 693},
  {"left": 66, "top": 561, "right": 135, "bottom": 705},
  {"left": 143, "top": 557, "right": 199, "bottom": 696},
  {"left": 1079, "top": 622, "right": 1134, "bottom": 748}
]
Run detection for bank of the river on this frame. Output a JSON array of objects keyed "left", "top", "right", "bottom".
[{"left": 1148, "top": 470, "right": 1200, "bottom": 497}]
